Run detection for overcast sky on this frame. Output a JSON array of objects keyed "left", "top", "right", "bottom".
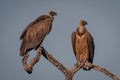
[{"left": 0, "top": 0, "right": 120, "bottom": 80}]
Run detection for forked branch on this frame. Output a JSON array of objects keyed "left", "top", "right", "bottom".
[{"left": 22, "top": 47, "right": 120, "bottom": 80}]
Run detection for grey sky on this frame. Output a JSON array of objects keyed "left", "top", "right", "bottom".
[{"left": 0, "top": 0, "right": 120, "bottom": 80}]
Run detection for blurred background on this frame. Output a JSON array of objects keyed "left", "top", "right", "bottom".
[{"left": 0, "top": 0, "right": 120, "bottom": 80}]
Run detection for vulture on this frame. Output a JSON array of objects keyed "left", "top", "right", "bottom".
[
  {"left": 71, "top": 20, "right": 95, "bottom": 70},
  {"left": 20, "top": 11, "right": 57, "bottom": 56}
]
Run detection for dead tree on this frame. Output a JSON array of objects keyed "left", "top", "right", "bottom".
[{"left": 22, "top": 47, "right": 120, "bottom": 80}]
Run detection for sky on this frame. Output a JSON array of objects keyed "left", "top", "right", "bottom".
[{"left": 0, "top": 0, "right": 120, "bottom": 80}]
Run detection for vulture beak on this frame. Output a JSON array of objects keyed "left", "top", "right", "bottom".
[
  {"left": 48, "top": 10, "right": 57, "bottom": 16},
  {"left": 54, "top": 12, "right": 57, "bottom": 16}
]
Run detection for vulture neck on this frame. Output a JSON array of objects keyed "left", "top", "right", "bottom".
[
  {"left": 77, "top": 26, "right": 86, "bottom": 36},
  {"left": 48, "top": 14, "right": 54, "bottom": 20}
]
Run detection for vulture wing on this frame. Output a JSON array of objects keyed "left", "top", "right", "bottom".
[
  {"left": 20, "top": 15, "right": 49, "bottom": 40},
  {"left": 20, "top": 15, "right": 52, "bottom": 56},
  {"left": 71, "top": 31, "right": 76, "bottom": 57},
  {"left": 86, "top": 32, "right": 95, "bottom": 63}
]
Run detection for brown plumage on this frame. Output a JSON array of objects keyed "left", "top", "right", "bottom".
[
  {"left": 20, "top": 11, "right": 57, "bottom": 56},
  {"left": 71, "top": 20, "right": 95, "bottom": 70}
]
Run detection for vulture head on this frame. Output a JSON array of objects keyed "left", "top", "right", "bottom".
[
  {"left": 48, "top": 10, "right": 57, "bottom": 17},
  {"left": 80, "top": 20, "right": 87, "bottom": 26},
  {"left": 77, "top": 20, "right": 87, "bottom": 36}
]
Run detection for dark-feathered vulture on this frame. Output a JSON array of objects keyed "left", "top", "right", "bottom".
[
  {"left": 20, "top": 11, "right": 57, "bottom": 56},
  {"left": 71, "top": 20, "right": 95, "bottom": 70}
]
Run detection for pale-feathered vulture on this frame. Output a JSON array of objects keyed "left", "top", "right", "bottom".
[
  {"left": 71, "top": 20, "right": 95, "bottom": 70},
  {"left": 20, "top": 11, "right": 57, "bottom": 56}
]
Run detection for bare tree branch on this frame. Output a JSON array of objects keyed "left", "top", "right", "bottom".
[
  {"left": 70, "top": 61, "right": 86, "bottom": 75},
  {"left": 21, "top": 47, "right": 120, "bottom": 80},
  {"left": 22, "top": 47, "right": 42, "bottom": 74},
  {"left": 41, "top": 47, "right": 120, "bottom": 80},
  {"left": 41, "top": 47, "right": 69, "bottom": 76},
  {"left": 42, "top": 48, "right": 120, "bottom": 80},
  {"left": 86, "top": 62, "right": 120, "bottom": 80}
]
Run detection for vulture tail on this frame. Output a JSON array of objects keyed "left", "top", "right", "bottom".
[{"left": 20, "top": 40, "right": 27, "bottom": 56}]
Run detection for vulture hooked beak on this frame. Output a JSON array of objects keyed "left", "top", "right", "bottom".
[{"left": 49, "top": 10, "right": 57, "bottom": 16}]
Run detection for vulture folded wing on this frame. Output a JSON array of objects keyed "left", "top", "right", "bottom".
[
  {"left": 89, "top": 35, "right": 95, "bottom": 63},
  {"left": 20, "top": 15, "right": 50, "bottom": 56},
  {"left": 20, "top": 15, "right": 49, "bottom": 40},
  {"left": 86, "top": 32, "right": 95, "bottom": 63},
  {"left": 71, "top": 31, "right": 76, "bottom": 57}
]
